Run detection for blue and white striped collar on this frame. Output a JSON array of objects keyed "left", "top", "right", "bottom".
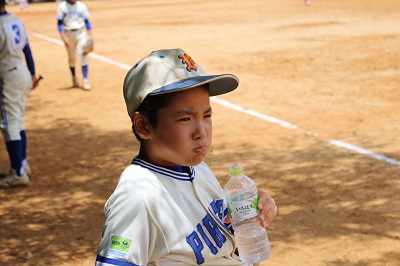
[{"left": 132, "top": 157, "right": 195, "bottom": 181}]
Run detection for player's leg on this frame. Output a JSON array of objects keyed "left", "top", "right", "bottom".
[
  {"left": 65, "top": 31, "right": 79, "bottom": 87},
  {"left": 77, "top": 31, "right": 91, "bottom": 90},
  {"left": 20, "top": 130, "right": 31, "bottom": 175},
  {"left": 0, "top": 69, "right": 30, "bottom": 187},
  {"left": 81, "top": 65, "right": 90, "bottom": 90},
  {"left": 19, "top": 73, "right": 32, "bottom": 177},
  {"left": 0, "top": 76, "right": 24, "bottom": 178},
  {"left": 1, "top": 130, "right": 31, "bottom": 177}
]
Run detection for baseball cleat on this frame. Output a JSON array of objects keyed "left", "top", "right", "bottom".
[
  {"left": 83, "top": 80, "right": 92, "bottom": 90},
  {"left": 73, "top": 76, "right": 79, "bottom": 87},
  {"left": 0, "top": 164, "right": 31, "bottom": 178},
  {"left": 0, "top": 170, "right": 29, "bottom": 188},
  {"left": 23, "top": 164, "right": 32, "bottom": 177}
]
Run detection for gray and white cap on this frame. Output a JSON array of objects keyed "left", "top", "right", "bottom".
[{"left": 123, "top": 48, "right": 239, "bottom": 119}]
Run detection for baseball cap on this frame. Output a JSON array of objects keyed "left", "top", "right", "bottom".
[{"left": 123, "top": 48, "right": 239, "bottom": 119}]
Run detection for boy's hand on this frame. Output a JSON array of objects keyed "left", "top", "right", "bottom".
[{"left": 257, "top": 190, "right": 277, "bottom": 227}]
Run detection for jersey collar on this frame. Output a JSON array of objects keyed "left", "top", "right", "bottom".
[{"left": 131, "top": 157, "right": 195, "bottom": 181}]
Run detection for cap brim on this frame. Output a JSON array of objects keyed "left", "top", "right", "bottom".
[{"left": 149, "top": 74, "right": 239, "bottom": 96}]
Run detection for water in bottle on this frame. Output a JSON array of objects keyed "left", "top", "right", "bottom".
[{"left": 224, "top": 162, "right": 270, "bottom": 264}]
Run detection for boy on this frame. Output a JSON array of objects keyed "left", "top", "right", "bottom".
[
  {"left": 56, "top": 0, "right": 93, "bottom": 90},
  {"left": 96, "top": 49, "right": 277, "bottom": 265},
  {"left": 0, "top": 0, "right": 40, "bottom": 187}
]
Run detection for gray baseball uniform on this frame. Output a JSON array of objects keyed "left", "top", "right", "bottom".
[
  {"left": 0, "top": 11, "right": 32, "bottom": 143},
  {"left": 56, "top": 0, "right": 90, "bottom": 67}
]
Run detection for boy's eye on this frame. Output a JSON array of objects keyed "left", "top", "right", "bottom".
[
  {"left": 204, "top": 114, "right": 212, "bottom": 119},
  {"left": 178, "top": 117, "right": 190, "bottom": 122}
]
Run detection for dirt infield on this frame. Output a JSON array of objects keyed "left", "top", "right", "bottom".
[{"left": 1, "top": 0, "right": 399, "bottom": 265}]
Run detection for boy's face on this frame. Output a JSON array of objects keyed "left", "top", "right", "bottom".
[{"left": 142, "top": 86, "right": 212, "bottom": 167}]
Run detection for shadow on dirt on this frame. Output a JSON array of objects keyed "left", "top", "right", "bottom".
[
  {"left": 0, "top": 119, "right": 137, "bottom": 265},
  {"left": 0, "top": 118, "right": 399, "bottom": 265}
]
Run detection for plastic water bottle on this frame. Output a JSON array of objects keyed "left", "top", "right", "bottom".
[{"left": 224, "top": 162, "right": 270, "bottom": 264}]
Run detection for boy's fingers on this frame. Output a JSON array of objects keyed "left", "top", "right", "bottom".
[
  {"left": 266, "top": 198, "right": 277, "bottom": 226},
  {"left": 257, "top": 189, "right": 268, "bottom": 210},
  {"left": 258, "top": 196, "right": 277, "bottom": 227},
  {"left": 256, "top": 190, "right": 278, "bottom": 227}
]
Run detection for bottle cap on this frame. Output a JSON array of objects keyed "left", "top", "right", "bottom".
[{"left": 229, "top": 162, "right": 244, "bottom": 176}]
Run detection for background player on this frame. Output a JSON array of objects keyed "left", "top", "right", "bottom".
[
  {"left": 96, "top": 49, "right": 277, "bottom": 265},
  {"left": 56, "top": 0, "right": 93, "bottom": 90},
  {"left": 0, "top": 0, "right": 40, "bottom": 187},
  {"left": 19, "top": 0, "right": 28, "bottom": 11}
]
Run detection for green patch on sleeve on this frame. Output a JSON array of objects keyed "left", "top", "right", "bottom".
[{"left": 110, "top": 235, "right": 131, "bottom": 252}]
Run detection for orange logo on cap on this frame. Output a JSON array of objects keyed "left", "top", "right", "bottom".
[{"left": 178, "top": 53, "right": 197, "bottom": 72}]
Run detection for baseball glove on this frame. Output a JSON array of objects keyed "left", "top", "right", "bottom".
[{"left": 83, "top": 39, "right": 94, "bottom": 55}]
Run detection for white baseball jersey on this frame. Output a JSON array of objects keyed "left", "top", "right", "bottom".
[
  {"left": 96, "top": 158, "right": 252, "bottom": 266},
  {"left": 56, "top": 1, "right": 90, "bottom": 31}
]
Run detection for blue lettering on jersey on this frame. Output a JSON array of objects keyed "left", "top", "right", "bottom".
[
  {"left": 186, "top": 200, "right": 230, "bottom": 265},
  {"left": 12, "top": 24, "right": 21, "bottom": 44},
  {"left": 202, "top": 215, "right": 226, "bottom": 248},
  {"left": 196, "top": 223, "right": 218, "bottom": 255},
  {"left": 66, "top": 11, "right": 83, "bottom": 19},
  {"left": 186, "top": 231, "right": 205, "bottom": 265},
  {"left": 210, "top": 199, "right": 232, "bottom": 233},
  {"left": 210, "top": 199, "right": 227, "bottom": 220}
]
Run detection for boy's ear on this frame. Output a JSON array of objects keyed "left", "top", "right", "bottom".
[{"left": 132, "top": 112, "right": 151, "bottom": 139}]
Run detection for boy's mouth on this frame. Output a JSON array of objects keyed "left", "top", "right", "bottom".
[{"left": 193, "top": 146, "right": 207, "bottom": 154}]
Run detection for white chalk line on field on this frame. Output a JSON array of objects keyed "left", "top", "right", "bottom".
[
  {"left": 30, "top": 32, "right": 132, "bottom": 70},
  {"left": 212, "top": 98, "right": 400, "bottom": 166},
  {"left": 30, "top": 32, "right": 400, "bottom": 166}
]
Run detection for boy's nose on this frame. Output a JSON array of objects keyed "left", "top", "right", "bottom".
[{"left": 193, "top": 122, "right": 207, "bottom": 139}]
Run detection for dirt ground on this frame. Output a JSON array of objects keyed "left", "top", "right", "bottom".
[{"left": 1, "top": 0, "right": 400, "bottom": 265}]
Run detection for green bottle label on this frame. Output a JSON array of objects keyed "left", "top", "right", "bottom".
[{"left": 228, "top": 195, "right": 259, "bottom": 220}]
